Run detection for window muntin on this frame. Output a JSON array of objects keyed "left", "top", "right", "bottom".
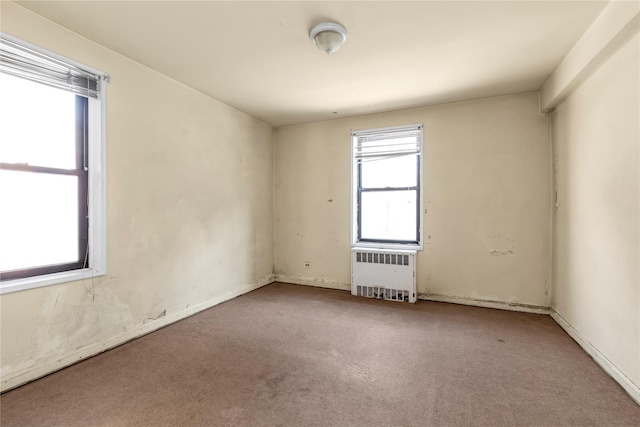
[
  {"left": 352, "top": 125, "right": 423, "bottom": 249},
  {"left": 0, "top": 33, "right": 107, "bottom": 293}
]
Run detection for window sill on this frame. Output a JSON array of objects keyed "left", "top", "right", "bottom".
[
  {"left": 0, "top": 268, "right": 105, "bottom": 295},
  {"left": 353, "top": 241, "right": 423, "bottom": 251}
]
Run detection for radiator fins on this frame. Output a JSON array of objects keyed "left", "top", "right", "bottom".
[
  {"left": 355, "top": 251, "right": 409, "bottom": 266},
  {"left": 356, "top": 285, "right": 410, "bottom": 302}
]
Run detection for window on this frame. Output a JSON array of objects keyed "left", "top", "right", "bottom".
[
  {"left": 352, "top": 124, "right": 423, "bottom": 249},
  {"left": 0, "top": 33, "right": 108, "bottom": 294}
]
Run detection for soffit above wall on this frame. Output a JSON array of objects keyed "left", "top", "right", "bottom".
[{"left": 16, "top": 1, "right": 608, "bottom": 127}]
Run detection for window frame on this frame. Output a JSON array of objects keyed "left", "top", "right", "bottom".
[
  {"left": 351, "top": 124, "right": 424, "bottom": 251},
  {"left": 0, "top": 33, "right": 108, "bottom": 294}
]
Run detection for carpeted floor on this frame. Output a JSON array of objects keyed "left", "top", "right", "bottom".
[{"left": 1, "top": 282, "right": 639, "bottom": 426}]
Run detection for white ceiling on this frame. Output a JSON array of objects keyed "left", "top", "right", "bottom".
[{"left": 18, "top": 1, "right": 608, "bottom": 127}]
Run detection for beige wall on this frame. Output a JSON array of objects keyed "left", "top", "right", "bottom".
[
  {"left": 551, "top": 32, "right": 639, "bottom": 388},
  {"left": 1, "top": 2, "right": 274, "bottom": 389},
  {"left": 275, "top": 92, "right": 551, "bottom": 307}
]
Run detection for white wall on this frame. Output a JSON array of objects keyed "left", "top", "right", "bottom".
[
  {"left": 551, "top": 31, "right": 639, "bottom": 394},
  {"left": 275, "top": 93, "right": 551, "bottom": 309},
  {"left": 0, "top": 2, "right": 274, "bottom": 391}
]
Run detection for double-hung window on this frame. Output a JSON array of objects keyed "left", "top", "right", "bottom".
[
  {"left": 0, "top": 33, "right": 108, "bottom": 293},
  {"left": 352, "top": 124, "right": 423, "bottom": 250}
]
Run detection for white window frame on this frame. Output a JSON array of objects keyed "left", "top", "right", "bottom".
[
  {"left": 0, "top": 33, "right": 108, "bottom": 294},
  {"left": 351, "top": 124, "right": 424, "bottom": 251}
]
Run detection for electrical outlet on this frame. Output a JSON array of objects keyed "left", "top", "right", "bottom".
[{"left": 303, "top": 261, "right": 311, "bottom": 268}]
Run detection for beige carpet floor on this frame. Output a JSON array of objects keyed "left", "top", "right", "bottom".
[{"left": 1, "top": 282, "right": 639, "bottom": 426}]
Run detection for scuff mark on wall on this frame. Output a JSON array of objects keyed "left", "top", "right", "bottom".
[
  {"left": 544, "top": 278, "right": 550, "bottom": 297},
  {"left": 490, "top": 249, "right": 514, "bottom": 256},
  {"left": 52, "top": 293, "right": 61, "bottom": 312}
]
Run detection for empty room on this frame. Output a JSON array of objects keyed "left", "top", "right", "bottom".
[{"left": 0, "top": 0, "right": 639, "bottom": 425}]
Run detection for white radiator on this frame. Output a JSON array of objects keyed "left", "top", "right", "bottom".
[{"left": 351, "top": 248, "right": 417, "bottom": 303}]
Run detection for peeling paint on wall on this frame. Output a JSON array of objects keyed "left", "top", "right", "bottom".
[
  {"left": 484, "top": 234, "right": 515, "bottom": 257},
  {"left": 0, "top": 283, "right": 137, "bottom": 378},
  {"left": 147, "top": 309, "right": 167, "bottom": 321}
]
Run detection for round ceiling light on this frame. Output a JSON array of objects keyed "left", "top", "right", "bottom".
[{"left": 309, "top": 22, "right": 348, "bottom": 55}]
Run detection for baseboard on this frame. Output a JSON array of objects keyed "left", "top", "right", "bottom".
[
  {"left": 275, "top": 276, "right": 548, "bottom": 314},
  {"left": 550, "top": 308, "right": 640, "bottom": 405},
  {"left": 418, "top": 292, "right": 549, "bottom": 314},
  {"left": 0, "top": 274, "right": 276, "bottom": 393},
  {"left": 274, "top": 274, "right": 350, "bottom": 292}
]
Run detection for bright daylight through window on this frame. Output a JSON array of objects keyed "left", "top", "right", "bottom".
[
  {"left": 352, "top": 124, "right": 423, "bottom": 249},
  {"left": 0, "top": 34, "right": 107, "bottom": 293}
]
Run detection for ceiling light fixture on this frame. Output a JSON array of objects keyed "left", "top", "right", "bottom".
[{"left": 309, "top": 22, "right": 347, "bottom": 55}]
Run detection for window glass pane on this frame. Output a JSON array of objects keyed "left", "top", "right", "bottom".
[
  {"left": 0, "top": 73, "right": 76, "bottom": 169},
  {"left": 0, "top": 170, "right": 79, "bottom": 271},
  {"left": 361, "top": 154, "right": 417, "bottom": 188},
  {"left": 361, "top": 190, "right": 417, "bottom": 241}
]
